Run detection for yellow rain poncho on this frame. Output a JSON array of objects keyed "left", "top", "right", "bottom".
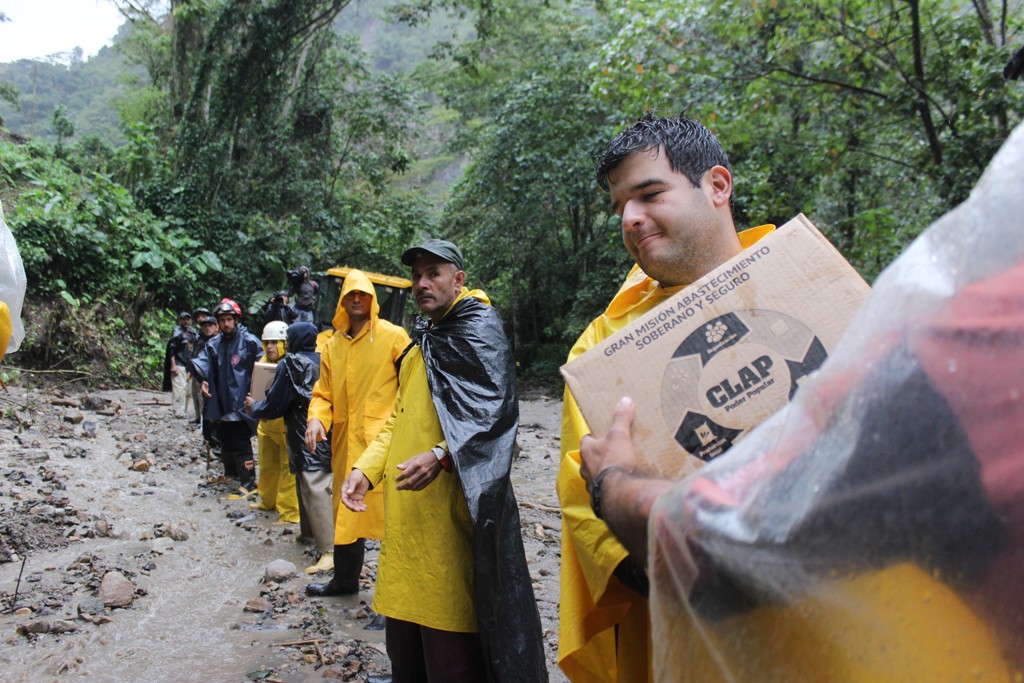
[
  {"left": 255, "top": 343, "right": 299, "bottom": 522},
  {"left": 308, "top": 269, "right": 409, "bottom": 545},
  {"left": 357, "top": 286, "right": 547, "bottom": 680},
  {"left": 557, "top": 226, "right": 774, "bottom": 683},
  {"left": 355, "top": 328, "right": 476, "bottom": 630}
]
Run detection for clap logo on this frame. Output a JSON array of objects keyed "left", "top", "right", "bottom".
[
  {"left": 660, "top": 309, "right": 828, "bottom": 462},
  {"left": 705, "top": 356, "right": 774, "bottom": 408}
]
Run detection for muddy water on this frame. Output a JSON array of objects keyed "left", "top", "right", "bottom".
[
  {"left": 0, "top": 393, "right": 384, "bottom": 682},
  {"left": 0, "top": 388, "right": 569, "bottom": 682}
]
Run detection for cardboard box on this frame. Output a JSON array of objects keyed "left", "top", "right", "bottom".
[
  {"left": 250, "top": 362, "right": 278, "bottom": 402},
  {"left": 560, "top": 214, "right": 870, "bottom": 479}
]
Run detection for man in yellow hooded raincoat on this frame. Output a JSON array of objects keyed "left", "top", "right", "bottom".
[
  {"left": 341, "top": 239, "right": 546, "bottom": 683},
  {"left": 557, "top": 114, "right": 774, "bottom": 682},
  {"left": 304, "top": 269, "right": 409, "bottom": 593}
]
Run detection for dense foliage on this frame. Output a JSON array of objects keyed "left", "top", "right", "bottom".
[
  {"left": 0, "top": 0, "right": 1021, "bottom": 387},
  {"left": 587, "top": 0, "right": 1023, "bottom": 277}
]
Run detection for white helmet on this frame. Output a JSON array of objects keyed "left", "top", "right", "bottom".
[{"left": 262, "top": 321, "right": 289, "bottom": 341}]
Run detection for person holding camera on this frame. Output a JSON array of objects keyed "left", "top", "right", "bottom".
[
  {"left": 288, "top": 266, "right": 317, "bottom": 323},
  {"left": 263, "top": 290, "right": 297, "bottom": 327}
]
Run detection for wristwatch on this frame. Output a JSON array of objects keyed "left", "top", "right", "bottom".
[{"left": 589, "top": 465, "right": 632, "bottom": 521}]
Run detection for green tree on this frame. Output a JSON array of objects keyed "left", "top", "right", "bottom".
[
  {"left": 51, "top": 104, "right": 75, "bottom": 154},
  {"left": 1, "top": 138, "right": 222, "bottom": 321},
  {"left": 0, "top": 4, "right": 16, "bottom": 126},
  {"left": 0, "top": 82, "right": 17, "bottom": 127},
  {"left": 0, "top": 43, "right": 141, "bottom": 143},
  {"left": 432, "top": 2, "right": 625, "bottom": 373},
  {"left": 106, "top": 0, "right": 431, "bottom": 300},
  {"left": 588, "top": 0, "right": 1024, "bottom": 278}
]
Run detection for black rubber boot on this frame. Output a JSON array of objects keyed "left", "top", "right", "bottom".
[
  {"left": 236, "top": 451, "right": 256, "bottom": 492},
  {"left": 305, "top": 540, "right": 365, "bottom": 596},
  {"left": 220, "top": 448, "right": 237, "bottom": 478}
]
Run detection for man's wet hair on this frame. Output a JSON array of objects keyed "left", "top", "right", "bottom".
[{"left": 596, "top": 112, "right": 732, "bottom": 194}]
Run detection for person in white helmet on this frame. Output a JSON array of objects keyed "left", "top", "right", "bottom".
[
  {"left": 245, "top": 320, "right": 299, "bottom": 522},
  {"left": 247, "top": 322, "right": 335, "bottom": 573}
]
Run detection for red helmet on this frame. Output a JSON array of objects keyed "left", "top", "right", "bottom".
[{"left": 213, "top": 298, "right": 242, "bottom": 318}]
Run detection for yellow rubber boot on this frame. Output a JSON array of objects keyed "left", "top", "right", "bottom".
[
  {"left": 305, "top": 553, "right": 335, "bottom": 575},
  {"left": 227, "top": 487, "right": 257, "bottom": 500}
]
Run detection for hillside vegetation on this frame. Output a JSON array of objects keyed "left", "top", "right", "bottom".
[{"left": 0, "top": 0, "right": 1021, "bottom": 389}]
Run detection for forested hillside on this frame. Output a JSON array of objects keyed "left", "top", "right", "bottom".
[
  {"left": 0, "top": 0, "right": 1021, "bottom": 388},
  {"left": 0, "top": 41, "right": 142, "bottom": 144}
]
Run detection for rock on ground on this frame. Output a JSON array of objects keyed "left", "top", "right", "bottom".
[{"left": 98, "top": 570, "right": 136, "bottom": 608}]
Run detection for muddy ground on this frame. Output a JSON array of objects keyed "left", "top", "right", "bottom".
[{"left": 0, "top": 384, "right": 568, "bottom": 682}]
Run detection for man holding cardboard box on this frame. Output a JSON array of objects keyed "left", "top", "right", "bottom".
[
  {"left": 573, "top": 122, "right": 1024, "bottom": 681},
  {"left": 557, "top": 114, "right": 776, "bottom": 682}
]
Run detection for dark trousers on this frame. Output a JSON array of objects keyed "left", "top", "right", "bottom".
[
  {"left": 217, "top": 420, "right": 256, "bottom": 491},
  {"left": 385, "top": 617, "right": 487, "bottom": 683},
  {"left": 201, "top": 399, "right": 219, "bottom": 448}
]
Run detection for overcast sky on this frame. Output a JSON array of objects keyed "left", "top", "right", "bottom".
[{"left": 0, "top": 0, "right": 127, "bottom": 63}]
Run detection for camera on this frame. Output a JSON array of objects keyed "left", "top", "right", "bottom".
[{"left": 287, "top": 269, "right": 302, "bottom": 283}]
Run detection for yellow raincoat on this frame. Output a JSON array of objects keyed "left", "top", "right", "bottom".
[
  {"left": 255, "top": 344, "right": 299, "bottom": 522},
  {"left": 308, "top": 269, "right": 409, "bottom": 545},
  {"left": 315, "top": 328, "right": 333, "bottom": 353},
  {"left": 354, "top": 288, "right": 484, "bottom": 633},
  {"left": 650, "top": 562, "right": 1013, "bottom": 682},
  {"left": 557, "top": 226, "right": 774, "bottom": 682}
]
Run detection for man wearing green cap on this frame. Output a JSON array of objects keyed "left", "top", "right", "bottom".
[{"left": 341, "top": 239, "right": 547, "bottom": 682}]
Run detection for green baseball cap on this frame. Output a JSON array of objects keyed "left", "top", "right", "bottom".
[{"left": 401, "top": 239, "right": 464, "bottom": 271}]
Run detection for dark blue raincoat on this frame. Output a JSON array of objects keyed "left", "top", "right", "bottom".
[{"left": 192, "top": 322, "right": 261, "bottom": 427}]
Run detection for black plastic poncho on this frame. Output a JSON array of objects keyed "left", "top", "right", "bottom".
[
  {"left": 417, "top": 295, "right": 548, "bottom": 683},
  {"left": 250, "top": 323, "right": 331, "bottom": 473}
]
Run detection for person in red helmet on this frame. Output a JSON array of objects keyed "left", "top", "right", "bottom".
[{"left": 193, "top": 298, "right": 262, "bottom": 494}]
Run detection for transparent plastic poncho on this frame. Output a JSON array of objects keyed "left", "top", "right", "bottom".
[
  {"left": 649, "top": 122, "right": 1024, "bottom": 682},
  {"left": 0, "top": 200, "right": 27, "bottom": 356}
]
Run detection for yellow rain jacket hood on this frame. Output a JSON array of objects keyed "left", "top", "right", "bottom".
[
  {"left": 331, "top": 269, "right": 379, "bottom": 337},
  {"left": 308, "top": 269, "right": 410, "bottom": 545}
]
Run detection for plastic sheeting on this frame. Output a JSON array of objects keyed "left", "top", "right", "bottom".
[
  {"left": 648, "top": 121, "right": 1024, "bottom": 682},
  {"left": 0, "top": 200, "right": 27, "bottom": 356},
  {"left": 249, "top": 323, "right": 332, "bottom": 473},
  {"left": 418, "top": 295, "right": 548, "bottom": 683}
]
